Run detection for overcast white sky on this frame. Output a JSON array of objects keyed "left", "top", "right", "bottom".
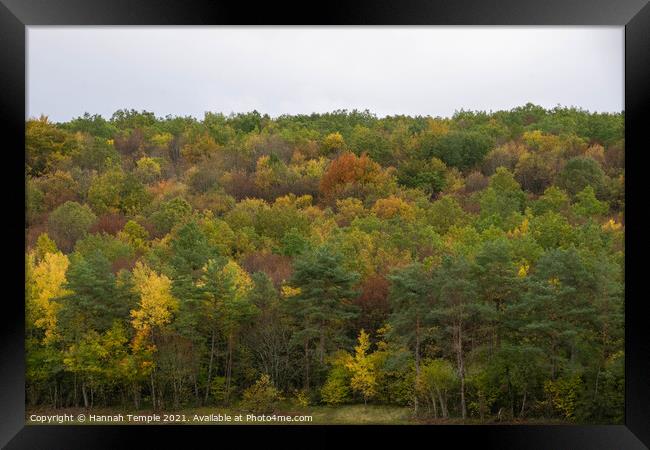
[{"left": 27, "top": 27, "right": 624, "bottom": 122}]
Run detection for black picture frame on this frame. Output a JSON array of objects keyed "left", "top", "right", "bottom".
[{"left": 1, "top": 1, "right": 648, "bottom": 448}]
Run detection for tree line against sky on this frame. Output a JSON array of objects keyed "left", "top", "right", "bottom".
[{"left": 25, "top": 104, "right": 624, "bottom": 423}]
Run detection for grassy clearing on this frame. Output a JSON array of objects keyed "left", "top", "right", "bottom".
[
  {"left": 297, "top": 404, "right": 413, "bottom": 424},
  {"left": 26, "top": 404, "right": 414, "bottom": 425},
  {"left": 26, "top": 404, "right": 571, "bottom": 425}
]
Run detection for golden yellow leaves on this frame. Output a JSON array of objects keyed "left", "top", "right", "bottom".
[
  {"left": 130, "top": 262, "right": 178, "bottom": 337},
  {"left": 281, "top": 285, "right": 301, "bottom": 298},
  {"left": 221, "top": 260, "right": 253, "bottom": 301},
  {"left": 254, "top": 155, "right": 274, "bottom": 190},
  {"left": 27, "top": 248, "right": 70, "bottom": 344},
  {"left": 517, "top": 261, "right": 530, "bottom": 278},
  {"left": 344, "top": 329, "right": 378, "bottom": 403},
  {"left": 508, "top": 216, "right": 530, "bottom": 238},
  {"left": 371, "top": 195, "right": 415, "bottom": 221},
  {"left": 602, "top": 218, "right": 622, "bottom": 232},
  {"left": 321, "top": 132, "right": 346, "bottom": 154},
  {"left": 274, "top": 193, "right": 313, "bottom": 209},
  {"left": 150, "top": 132, "right": 172, "bottom": 148}
]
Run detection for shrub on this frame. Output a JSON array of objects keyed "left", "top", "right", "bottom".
[
  {"left": 291, "top": 390, "right": 310, "bottom": 408},
  {"left": 321, "top": 355, "right": 352, "bottom": 406},
  {"left": 210, "top": 376, "right": 228, "bottom": 404},
  {"left": 240, "top": 374, "right": 282, "bottom": 414},
  {"left": 321, "top": 372, "right": 351, "bottom": 406}
]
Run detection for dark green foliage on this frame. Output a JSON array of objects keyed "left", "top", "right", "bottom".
[
  {"left": 170, "top": 221, "right": 218, "bottom": 276},
  {"left": 557, "top": 157, "right": 606, "bottom": 197},
  {"left": 479, "top": 168, "right": 526, "bottom": 230},
  {"left": 388, "top": 263, "right": 435, "bottom": 347},
  {"left": 58, "top": 251, "right": 132, "bottom": 339},
  {"left": 287, "top": 246, "right": 360, "bottom": 387},
  {"left": 63, "top": 113, "right": 117, "bottom": 139},
  {"left": 72, "top": 136, "right": 121, "bottom": 171},
  {"left": 396, "top": 158, "right": 447, "bottom": 196},
  {"left": 425, "top": 130, "right": 494, "bottom": 170},
  {"left": 349, "top": 125, "right": 393, "bottom": 165}
]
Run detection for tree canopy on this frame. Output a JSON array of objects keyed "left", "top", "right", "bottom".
[{"left": 25, "top": 105, "right": 624, "bottom": 423}]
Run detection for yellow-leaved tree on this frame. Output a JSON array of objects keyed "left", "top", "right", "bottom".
[
  {"left": 26, "top": 240, "right": 70, "bottom": 344},
  {"left": 345, "top": 329, "right": 377, "bottom": 405},
  {"left": 130, "top": 261, "right": 178, "bottom": 346},
  {"left": 130, "top": 261, "right": 178, "bottom": 409}
]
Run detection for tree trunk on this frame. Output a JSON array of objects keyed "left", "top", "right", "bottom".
[
  {"left": 150, "top": 328, "right": 157, "bottom": 409},
  {"left": 430, "top": 390, "right": 438, "bottom": 418},
  {"left": 414, "top": 316, "right": 421, "bottom": 415},
  {"left": 520, "top": 389, "right": 527, "bottom": 417},
  {"left": 456, "top": 321, "right": 467, "bottom": 419},
  {"left": 510, "top": 387, "right": 515, "bottom": 418},
  {"left": 205, "top": 330, "right": 216, "bottom": 403},
  {"left": 304, "top": 339, "right": 310, "bottom": 390},
  {"left": 437, "top": 389, "right": 448, "bottom": 418},
  {"left": 494, "top": 298, "right": 501, "bottom": 350},
  {"left": 150, "top": 370, "right": 156, "bottom": 410},
  {"left": 225, "top": 332, "right": 234, "bottom": 402},
  {"left": 570, "top": 342, "right": 576, "bottom": 365},
  {"left": 550, "top": 339, "right": 557, "bottom": 380},
  {"left": 319, "top": 326, "right": 325, "bottom": 364},
  {"left": 133, "top": 383, "right": 140, "bottom": 409},
  {"left": 81, "top": 381, "right": 89, "bottom": 408}
]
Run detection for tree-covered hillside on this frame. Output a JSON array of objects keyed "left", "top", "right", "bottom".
[{"left": 25, "top": 104, "right": 624, "bottom": 423}]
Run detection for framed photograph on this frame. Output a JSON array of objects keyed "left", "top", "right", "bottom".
[{"left": 1, "top": 0, "right": 648, "bottom": 448}]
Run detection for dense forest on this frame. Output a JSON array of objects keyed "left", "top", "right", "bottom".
[{"left": 25, "top": 104, "right": 624, "bottom": 423}]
